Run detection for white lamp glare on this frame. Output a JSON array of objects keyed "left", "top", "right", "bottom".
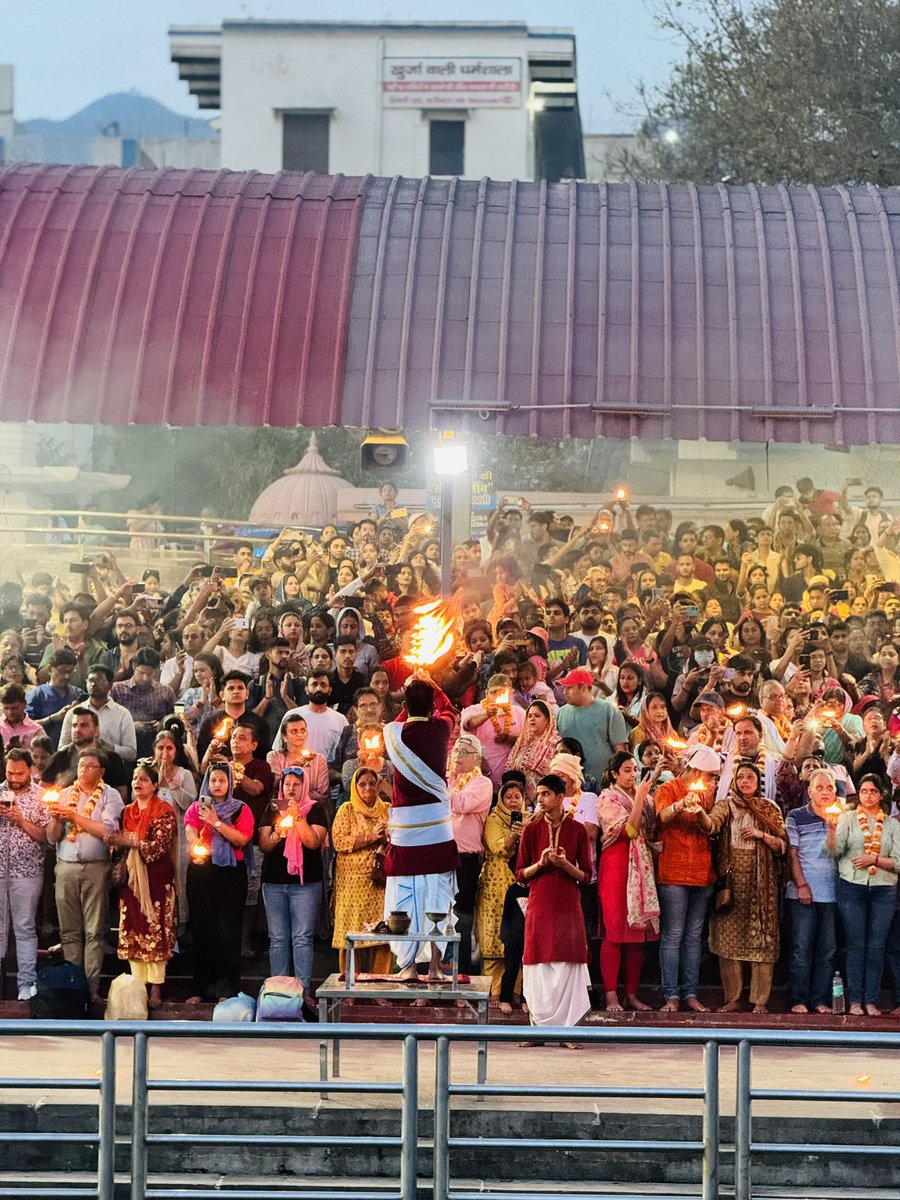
[{"left": 432, "top": 443, "right": 470, "bottom": 476}]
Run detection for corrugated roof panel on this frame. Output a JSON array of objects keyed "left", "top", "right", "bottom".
[
  {"left": 1, "top": 165, "right": 899, "bottom": 443},
  {"left": 344, "top": 177, "right": 900, "bottom": 445},
  {"left": 0, "top": 164, "right": 366, "bottom": 427}
]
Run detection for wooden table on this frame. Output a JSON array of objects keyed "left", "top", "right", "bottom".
[{"left": 317, "top": 971, "right": 492, "bottom": 1085}]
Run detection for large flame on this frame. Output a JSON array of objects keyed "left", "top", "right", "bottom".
[{"left": 405, "top": 598, "right": 457, "bottom": 666}]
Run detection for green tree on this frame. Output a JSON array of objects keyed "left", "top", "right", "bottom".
[{"left": 637, "top": 0, "right": 900, "bottom": 185}]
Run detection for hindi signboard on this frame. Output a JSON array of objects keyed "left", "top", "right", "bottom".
[{"left": 383, "top": 57, "right": 523, "bottom": 108}]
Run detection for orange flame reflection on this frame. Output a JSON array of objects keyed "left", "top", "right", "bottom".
[
  {"left": 726, "top": 704, "right": 746, "bottom": 719},
  {"left": 362, "top": 734, "right": 383, "bottom": 753},
  {"left": 405, "top": 598, "right": 456, "bottom": 666},
  {"left": 214, "top": 718, "right": 233, "bottom": 741},
  {"left": 278, "top": 814, "right": 294, "bottom": 831},
  {"left": 42, "top": 789, "right": 61, "bottom": 807},
  {"left": 666, "top": 736, "right": 689, "bottom": 751},
  {"left": 191, "top": 842, "right": 210, "bottom": 862},
  {"left": 494, "top": 689, "right": 511, "bottom": 707},
  {"left": 688, "top": 780, "right": 707, "bottom": 793}
]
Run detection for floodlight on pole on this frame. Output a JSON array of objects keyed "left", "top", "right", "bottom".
[{"left": 431, "top": 431, "right": 470, "bottom": 592}]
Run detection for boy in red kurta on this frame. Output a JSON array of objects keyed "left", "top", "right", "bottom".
[{"left": 516, "top": 773, "right": 592, "bottom": 1029}]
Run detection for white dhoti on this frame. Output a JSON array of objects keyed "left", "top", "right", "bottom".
[
  {"left": 522, "top": 962, "right": 591, "bottom": 1027},
  {"left": 384, "top": 871, "right": 457, "bottom": 968}
]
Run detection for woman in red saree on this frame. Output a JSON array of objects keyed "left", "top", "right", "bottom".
[{"left": 107, "top": 760, "right": 178, "bottom": 1008}]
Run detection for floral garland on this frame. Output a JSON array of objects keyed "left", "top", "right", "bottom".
[
  {"left": 483, "top": 699, "right": 512, "bottom": 737},
  {"left": 453, "top": 767, "right": 482, "bottom": 792},
  {"left": 564, "top": 789, "right": 582, "bottom": 819},
  {"left": 63, "top": 780, "right": 106, "bottom": 842},
  {"left": 857, "top": 808, "right": 885, "bottom": 876}
]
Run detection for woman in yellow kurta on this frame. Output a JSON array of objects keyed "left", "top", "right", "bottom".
[
  {"left": 475, "top": 776, "right": 526, "bottom": 1006},
  {"left": 331, "top": 767, "right": 393, "bottom": 975}
]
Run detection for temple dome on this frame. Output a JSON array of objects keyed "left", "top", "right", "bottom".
[{"left": 249, "top": 432, "right": 351, "bottom": 527}]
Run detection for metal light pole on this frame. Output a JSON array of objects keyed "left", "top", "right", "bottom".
[{"left": 431, "top": 433, "right": 470, "bottom": 595}]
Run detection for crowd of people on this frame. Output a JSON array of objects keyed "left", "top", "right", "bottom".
[{"left": 2, "top": 473, "right": 900, "bottom": 1026}]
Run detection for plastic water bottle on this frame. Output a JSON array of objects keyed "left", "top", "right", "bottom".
[{"left": 832, "top": 972, "right": 845, "bottom": 1015}]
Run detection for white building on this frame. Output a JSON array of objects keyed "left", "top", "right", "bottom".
[
  {"left": 170, "top": 19, "right": 583, "bottom": 181},
  {"left": 583, "top": 132, "right": 646, "bottom": 182}
]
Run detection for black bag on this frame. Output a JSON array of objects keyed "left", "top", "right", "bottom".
[
  {"left": 715, "top": 870, "right": 735, "bottom": 914},
  {"left": 30, "top": 961, "right": 91, "bottom": 1019}
]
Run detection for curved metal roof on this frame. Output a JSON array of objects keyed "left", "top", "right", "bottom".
[
  {"left": 0, "top": 163, "right": 366, "bottom": 427},
  {"left": 1, "top": 164, "right": 898, "bottom": 444}
]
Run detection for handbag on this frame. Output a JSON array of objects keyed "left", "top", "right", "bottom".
[
  {"left": 371, "top": 849, "right": 386, "bottom": 888},
  {"left": 111, "top": 851, "right": 128, "bottom": 889},
  {"left": 715, "top": 870, "right": 734, "bottom": 913}
]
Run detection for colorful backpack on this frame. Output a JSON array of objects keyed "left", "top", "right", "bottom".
[{"left": 256, "top": 975, "right": 305, "bottom": 1022}]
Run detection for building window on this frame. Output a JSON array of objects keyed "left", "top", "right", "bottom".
[
  {"left": 429, "top": 120, "right": 464, "bottom": 176},
  {"left": 282, "top": 113, "right": 329, "bottom": 173}
]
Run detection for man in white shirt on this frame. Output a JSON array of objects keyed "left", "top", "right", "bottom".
[
  {"left": 59, "top": 665, "right": 137, "bottom": 764},
  {"left": 275, "top": 671, "right": 348, "bottom": 783},
  {"left": 46, "top": 748, "right": 123, "bottom": 1001}
]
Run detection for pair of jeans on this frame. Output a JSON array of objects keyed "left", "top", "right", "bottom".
[
  {"left": 0, "top": 874, "right": 43, "bottom": 989},
  {"left": 787, "top": 899, "right": 837, "bottom": 1010},
  {"left": 885, "top": 905, "right": 900, "bottom": 1006},
  {"left": 658, "top": 883, "right": 713, "bottom": 1001},
  {"left": 836, "top": 877, "right": 897, "bottom": 1005},
  {"left": 262, "top": 880, "right": 321, "bottom": 996}
]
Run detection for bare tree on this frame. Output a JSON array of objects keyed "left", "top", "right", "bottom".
[{"left": 636, "top": 0, "right": 900, "bottom": 185}]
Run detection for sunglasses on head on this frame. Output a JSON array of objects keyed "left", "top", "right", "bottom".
[{"left": 282, "top": 765, "right": 306, "bottom": 780}]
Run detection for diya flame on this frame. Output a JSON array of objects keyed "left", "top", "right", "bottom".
[{"left": 405, "top": 597, "right": 458, "bottom": 667}]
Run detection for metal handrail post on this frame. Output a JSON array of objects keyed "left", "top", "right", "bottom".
[
  {"left": 400, "top": 1034, "right": 419, "bottom": 1200},
  {"left": 702, "top": 1039, "right": 719, "bottom": 1200},
  {"left": 98, "top": 1031, "right": 117, "bottom": 1200},
  {"left": 433, "top": 1036, "right": 451, "bottom": 1200},
  {"left": 734, "top": 1039, "right": 752, "bottom": 1200},
  {"left": 131, "top": 1032, "right": 149, "bottom": 1200}
]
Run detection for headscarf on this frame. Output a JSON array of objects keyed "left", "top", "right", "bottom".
[
  {"left": 727, "top": 760, "right": 785, "bottom": 839},
  {"left": 634, "top": 692, "right": 675, "bottom": 748},
  {"left": 122, "top": 776, "right": 175, "bottom": 923},
  {"left": 507, "top": 700, "right": 561, "bottom": 802},
  {"left": 276, "top": 764, "right": 317, "bottom": 881},
  {"left": 198, "top": 762, "right": 244, "bottom": 868},
  {"left": 348, "top": 766, "right": 390, "bottom": 824}
]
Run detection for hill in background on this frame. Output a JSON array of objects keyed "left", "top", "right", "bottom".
[{"left": 23, "top": 91, "right": 217, "bottom": 140}]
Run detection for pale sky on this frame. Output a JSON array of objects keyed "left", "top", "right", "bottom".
[{"left": 1, "top": 1, "right": 689, "bottom": 133}]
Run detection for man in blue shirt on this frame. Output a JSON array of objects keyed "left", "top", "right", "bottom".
[
  {"left": 556, "top": 667, "right": 629, "bottom": 786},
  {"left": 25, "top": 649, "right": 86, "bottom": 749},
  {"left": 546, "top": 599, "right": 587, "bottom": 669},
  {"left": 785, "top": 768, "right": 840, "bottom": 1014}
]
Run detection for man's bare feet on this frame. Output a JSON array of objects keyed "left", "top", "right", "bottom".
[
  {"left": 562, "top": 1042, "right": 582, "bottom": 1050},
  {"left": 752, "top": 1004, "right": 769, "bottom": 1014},
  {"left": 185, "top": 995, "right": 204, "bottom": 1006},
  {"left": 660, "top": 998, "right": 680, "bottom": 1013},
  {"left": 865, "top": 1003, "right": 882, "bottom": 1017},
  {"left": 718, "top": 1000, "right": 741, "bottom": 1013},
  {"left": 605, "top": 990, "right": 623, "bottom": 1012},
  {"left": 849, "top": 1003, "right": 864, "bottom": 1016},
  {"left": 148, "top": 985, "right": 162, "bottom": 1010},
  {"left": 396, "top": 967, "right": 420, "bottom": 983},
  {"left": 815, "top": 1005, "right": 832, "bottom": 1014},
  {"left": 625, "top": 994, "right": 652, "bottom": 1011},
  {"left": 498, "top": 1001, "right": 513, "bottom": 1015},
  {"left": 518, "top": 1039, "right": 546, "bottom": 1048},
  {"left": 791, "top": 1003, "right": 809, "bottom": 1014},
  {"left": 685, "top": 996, "right": 709, "bottom": 1013},
  {"left": 413, "top": 997, "right": 429, "bottom": 1007}
]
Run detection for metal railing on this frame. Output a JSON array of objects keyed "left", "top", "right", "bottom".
[{"left": 1, "top": 1020, "right": 899, "bottom": 1200}]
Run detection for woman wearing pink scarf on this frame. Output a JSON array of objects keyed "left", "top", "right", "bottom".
[{"left": 257, "top": 765, "right": 329, "bottom": 998}]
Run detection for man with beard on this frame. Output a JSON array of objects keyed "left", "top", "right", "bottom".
[
  {"left": 59, "top": 665, "right": 136, "bottom": 764},
  {"left": 573, "top": 599, "right": 606, "bottom": 652},
  {"left": 705, "top": 559, "right": 742, "bottom": 624},
  {"left": 827, "top": 621, "right": 873, "bottom": 682},
  {"left": 110, "top": 648, "right": 176, "bottom": 758},
  {"left": 99, "top": 609, "right": 142, "bottom": 681},
  {"left": 39, "top": 603, "right": 105, "bottom": 690},
  {"left": 719, "top": 655, "right": 758, "bottom": 711},
  {"left": 43, "top": 706, "right": 130, "bottom": 797},
  {"left": 329, "top": 637, "right": 367, "bottom": 716},
  {"left": 251, "top": 638, "right": 306, "bottom": 741},
  {"left": 0, "top": 749, "right": 51, "bottom": 999},
  {"left": 276, "top": 671, "right": 348, "bottom": 787}
]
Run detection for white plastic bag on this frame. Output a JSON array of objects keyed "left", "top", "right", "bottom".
[{"left": 106, "top": 973, "right": 149, "bottom": 1020}]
